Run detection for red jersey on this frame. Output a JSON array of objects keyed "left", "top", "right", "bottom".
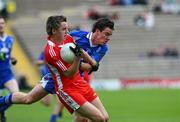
[
  {"left": 44, "top": 34, "right": 84, "bottom": 90},
  {"left": 44, "top": 34, "right": 97, "bottom": 113}
]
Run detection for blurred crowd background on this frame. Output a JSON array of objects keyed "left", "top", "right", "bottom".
[{"left": 1, "top": 0, "right": 180, "bottom": 88}]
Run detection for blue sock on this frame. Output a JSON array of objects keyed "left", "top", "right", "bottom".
[
  {"left": 50, "top": 114, "right": 58, "bottom": 122},
  {"left": 5, "top": 94, "right": 13, "bottom": 104},
  {"left": 0, "top": 94, "right": 12, "bottom": 105},
  {"left": 0, "top": 94, "right": 12, "bottom": 112}
]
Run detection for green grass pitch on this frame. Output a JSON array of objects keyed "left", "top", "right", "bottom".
[{"left": 6, "top": 89, "right": 180, "bottom": 122}]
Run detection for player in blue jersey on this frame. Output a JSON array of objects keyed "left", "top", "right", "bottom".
[
  {"left": 0, "top": 16, "right": 114, "bottom": 122},
  {"left": 68, "top": 18, "right": 114, "bottom": 121},
  {"left": 0, "top": 15, "right": 19, "bottom": 122}
]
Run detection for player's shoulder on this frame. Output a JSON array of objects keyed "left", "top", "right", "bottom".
[
  {"left": 5, "top": 35, "right": 13, "bottom": 43},
  {"left": 44, "top": 42, "right": 59, "bottom": 62},
  {"left": 47, "top": 40, "right": 55, "bottom": 47},
  {"left": 100, "top": 44, "right": 108, "bottom": 52},
  {"left": 69, "top": 30, "right": 88, "bottom": 39},
  {"left": 44, "top": 41, "right": 55, "bottom": 55},
  {"left": 7, "top": 35, "right": 13, "bottom": 39}
]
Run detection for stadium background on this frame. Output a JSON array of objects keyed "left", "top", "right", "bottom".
[{"left": 2, "top": 0, "right": 180, "bottom": 121}]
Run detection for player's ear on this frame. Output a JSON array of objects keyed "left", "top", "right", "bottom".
[
  {"left": 52, "top": 28, "right": 56, "bottom": 34},
  {"left": 95, "top": 29, "right": 101, "bottom": 34}
]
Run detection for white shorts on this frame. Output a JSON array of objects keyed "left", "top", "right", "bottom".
[{"left": 40, "top": 73, "right": 56, "bottom": 94}]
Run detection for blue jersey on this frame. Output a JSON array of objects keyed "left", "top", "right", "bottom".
[
  {"left": 0, "top": 34, "right": 15, "bottom": 88},
  {"left": 69, "top": 30, "right": 108, "bottom": 63},
  {"left": 0, "top": 35, "right": 13, "bottom": 71},
  {"left": 69, "top": 30, "right": 108, "bottom": 77},
  {"left": 38, "top": 51, "right": 50, "bottom": 77}
]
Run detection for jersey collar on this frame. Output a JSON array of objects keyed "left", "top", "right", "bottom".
[
  {"left": 86, "top": 32, "right": 97, "bottom": 47},
  {"left": 0, "top": 34, "right": 8, "bottom": 42},
  {"left": 47, "top": 36, "right": 65, "bottom": 48}
]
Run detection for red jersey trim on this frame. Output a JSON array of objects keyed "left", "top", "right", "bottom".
[{"left": 56, "top": 60, "right": 67, "bottom": 72}]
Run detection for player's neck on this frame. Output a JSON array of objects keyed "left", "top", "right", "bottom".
[
  {"left": 91, "top": 33, "right": 98, "bottom": 45},
  {"left": 50, "top": 35, "right": 63, "bottom": 44},
  {"left": 0, "top": 32, "right": 4, "bottom": 37}
]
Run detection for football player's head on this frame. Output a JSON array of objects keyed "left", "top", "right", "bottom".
[
  {"left": 46, "top": 15, "right": 68, "bottom": 40},
  {"left": 92, "top": 18, "right": 114, "bottom": 45}
]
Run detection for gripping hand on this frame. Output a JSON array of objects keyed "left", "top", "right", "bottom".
[
  {"left": 88, "top": 63, "right": 99, "bottom": 75},
  {"left": 11, "top": 57, "right": 17, "bottom": 65},
  {"left": 69, "top": 43, "right": 82, "bottom": 57}
]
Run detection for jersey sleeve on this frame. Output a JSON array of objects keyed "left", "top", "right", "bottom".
[
  {"left": 92, "top": 45, "right": 108, "bottom": 63},
  {"left": 8, "top": 36, "right": 14, "bottom": 52}
]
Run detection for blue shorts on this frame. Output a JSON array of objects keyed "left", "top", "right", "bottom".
[
  {"left": 40, "top": 73, "right": 56, "bottom": 94},
  {"left": 0, "top": 69, "right": 15, "bottom": 89}
]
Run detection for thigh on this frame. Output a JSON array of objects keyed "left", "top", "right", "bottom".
[
  {"left": 4, "top": 79, "right": 19, "bottom": 93},
  {"left": 75, "top": 101, "right": 103, "bottom": 121},
  {"left": 0, "top": 69, "right": 16, "bottom": 89},
  {"left": 73, "top": 111, "right": 89, "bottom": 122},
  {"left": 91, "top": 97, "right": 109, "bottom": 119}
]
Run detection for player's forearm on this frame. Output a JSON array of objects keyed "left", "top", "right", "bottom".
[
  {"left": 35, "top": 60, "right": 44, "bottom": 66},
  {"left": 81, "top": 50, "right": 96, "bottom": 66},
  {"left": 80, "top": 62, "right": 92, "bottom": 72}
]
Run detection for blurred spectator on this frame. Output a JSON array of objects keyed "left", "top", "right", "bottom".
[
  {"left": 120, "top": 0, "right": 134, "bottom": 6},
  {"left": 17, "top": 75, "right": 32, "bottom": 90},
  {"left": 108, "top": 0, "right": 119, "bottom": 5},
  {"left": 134, "top": 9, "right": 155, "bottom": 30},
  {"left": 0, "top": 0, "right": 8, "bottom": 19},
  {"left": 68, "top": 25, "right": 81, "bottom": 31},
  {"left": 153, "top": 0, "right": 180, "bottom": 14},
  {"left": 147, "top": 44, "right": 179, "bottom": 58},
  {"left": 133, "top": 0, "right": 148, "bottom": 5},
  {"left": 108, "top": 0, "right": 148, "bottom": 6},
  {"left": 0, "top": 0, "right": 16, "bottom": 20},
  {"left": 85, "top": 6, "right": 119, "bottom": 20}
]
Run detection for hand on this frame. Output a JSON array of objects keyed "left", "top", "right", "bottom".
[
  {"left": 11, "top": 57, "right": 17, "bottom": 65},
  {"left": 88, "top": 63, "right": 99, "bottom": 75},
  {"left": 69, "top": 43, "right": 82, "bottom": 57}
]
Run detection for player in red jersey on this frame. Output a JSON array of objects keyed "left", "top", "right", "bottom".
[{"left": 44, "top": 15, "right": 108, "bottom": 122}]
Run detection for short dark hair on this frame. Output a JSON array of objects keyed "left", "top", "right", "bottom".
[
  {"left": 0, "top": 15, "right": 5, "bottom": 20},
  {"left": 92, "top": 18, "right": 114, "bottom": 32},
  {"left": 46, "top": 15, "right": 67, "bottom": 35}
]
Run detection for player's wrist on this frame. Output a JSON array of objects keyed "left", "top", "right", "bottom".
[{"left": 91, "top": 61, "right": 97, "bottom": 67}]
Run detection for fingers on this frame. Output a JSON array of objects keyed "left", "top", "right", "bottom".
[
  {"left": 69, "top": 44, "right": 82, "bottom": 57},
  {"left": 11, "top": 57, "right": 17, "bottom": 65}
]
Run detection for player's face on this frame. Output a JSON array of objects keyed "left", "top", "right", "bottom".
[
  {"left": 0, "top": 18, "right": 5, "bottom": 34},
  {"left": 96, "top": 27, "right": 113, "bottom": 45},
  {"left": 56, "top": 22, "right": 68, "bottom": 41}
]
